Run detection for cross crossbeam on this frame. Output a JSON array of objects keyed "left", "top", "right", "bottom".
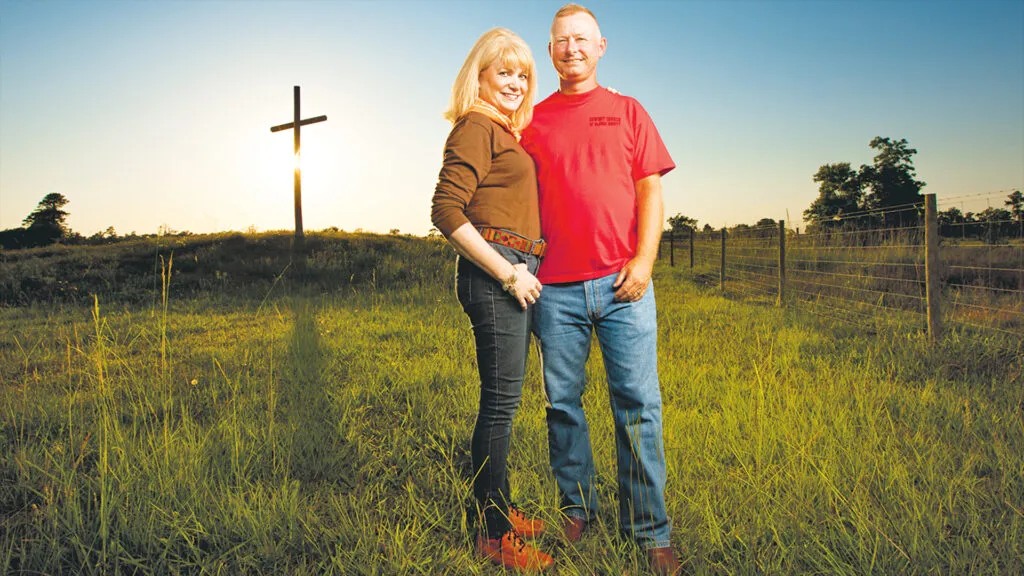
[{"left": 270, "top": 115, "right": 327, "bottom": 133}]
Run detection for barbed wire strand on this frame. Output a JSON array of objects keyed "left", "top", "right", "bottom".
[
  {"left": 730, "top": 257, "right": 781, "bottom": 268},
  {"left": 804, "top": 201, "right": 926, "bottom": 226},
  {"left": 947, "top": 300, "right": 1024, "bottom": 318},
  {"left": 721, "top": 242, "right": 781, "bottom": 250},
  {"left": 937, "top": 188, "right": 1022, "bottom": 203},
  {"left": 945, "top": 282, "right": 1024, "bottom": 297},
  {"left": 942, "top": 243, "right": 1024, "bottom": 251},
  {"left": 800, "top": 302, "right": 880, "bottom": 332},
  {"left": 788, "top": 244, "right": 926, "bottom": 252},
  {"left": 733, "top": 266, "right": 778, "bottom": 280},
  {"left": 943, "top": 218, "right": 1022, "bottom": 228},
  {"left": 733, "top": 266, "right": 778, "bottom": 282},
  {"left": 945, "top": 317, "right": 1024, "bottom": 338},
  {"left": 791, "top": 224, "right": 925, "bottom": 240},
  {"left": 725, "top": 278, "right": 778, "bottom": 298},
  {"left": 788, "top": 287, "right": 923, "bottom": 327},
  {"left": 789, "top": 277, "right": 925, "bottom": 303},
  {"left": 788, "top": 285, "right": 927, "bottom": 318},
  {"left": 946, "top": 264, "right": 1023, "bottom": 274},
  {"left": 788, "top": 257, "right": 922, "bottom": 269},
  {"left": 789, "top": 267, "right": 924, "bottom": 286}
]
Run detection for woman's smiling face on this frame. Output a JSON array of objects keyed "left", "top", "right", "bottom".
[{"left": 478, "top": 63, "right": 528, "bottom": 116}]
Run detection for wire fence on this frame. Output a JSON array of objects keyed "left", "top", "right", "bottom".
[{"left": 659, "top": 191, "right": 1024, "bottom": 343}]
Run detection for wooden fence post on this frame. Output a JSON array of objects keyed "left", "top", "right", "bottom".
[
  {"left": 778, "top": 219, "right": 786, "bottom": 306},
  {"left": 925, "top": 193, "right": 942, "bottom": 342},
  {"left": 720, "top": 229, "right": 727, "bottom": 292},
  {"left": 669, "top": 230, "right": 675, "bottom": 267},
  {"left": 689, "top": 228, "right": 695, "bottom": 269}
]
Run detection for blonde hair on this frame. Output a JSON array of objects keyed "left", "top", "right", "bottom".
[
  {"left": 554, "top": 3, "right": 599, "bottom": 24},
  {"left": 552, "top": 3, "right": 598, "bottom": 40},
  {"left": 444, "top": 28, "right": 537, "bottom": 132}
]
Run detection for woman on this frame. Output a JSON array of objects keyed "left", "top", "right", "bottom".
[{"left": 430, "top": 28, "right": 553, "bottom": 572}]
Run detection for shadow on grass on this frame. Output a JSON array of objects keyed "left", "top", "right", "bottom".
[{"left": 281, "top": 297, "right": 355, "bottom": 487}]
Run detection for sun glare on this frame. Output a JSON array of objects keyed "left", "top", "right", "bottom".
[
  {"left": 265, "top": 140, "right": 304, "bottom": 179},
  {"left": 241, "top": 123, "right": 347, "bottom": 232}
]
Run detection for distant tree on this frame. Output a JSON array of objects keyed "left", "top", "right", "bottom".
[
  {"left": 0, "top": 228, "right": 28, "bottom": 249},
  {"left": 859, "top": 137, "right": 925, "bottom": 226},
  {"left": 82, "top": 226, "right": 117, "bottom": 245},
  {"left": 977, "top": 207, "right": 1012, "bottom": 223},
  {"left": 803, "top": 162, "right": 863, "bottom": 230},
  {"left": 665, "top": 213, "right": 697, "bottom": 235},
  {"left": 752, "top": 217, "right": 779, "bottom": 239},
  {"left": 1006, "top": 190, "right": 1023, "bottom": 223},
  {"left": 962, "top": 211, "right": 983, "bottom": 238},
  {"left": 702, "top": 223, "right": 714, "bottom": 235},
  {"left": 22, "top": 193, "right": 71, "bottom": 245},
  {"left": 389, "top": 228, "right": 401, "bottom": 235},
  {"left": 938, "top": 207, "right": 968, "bottom": 238},
  {"left": 730, "top": 223, "right": 752, "bottom": 238},
  {"left": 803, "top": 138, "right": 925, "bottom": 232},
  {"left": 976, "top": 207, "right": 1013, "bottom": 244}
]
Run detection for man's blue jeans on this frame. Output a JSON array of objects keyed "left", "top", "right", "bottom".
[{"left": 533, "top": 271, "right": 670, "bottom": 549}]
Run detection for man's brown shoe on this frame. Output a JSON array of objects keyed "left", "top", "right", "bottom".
[
  {"left": 476, "top": 531, "right": 554, "bottom": 572},
  {"left": 508, "top": 506, "right": 545, "bottom": 538},
  {"left": 561, "top": 516, "right": 587, "bottom": 543},
  {"left": 647, "top": 546, "right": 680, "bottom": 575}
]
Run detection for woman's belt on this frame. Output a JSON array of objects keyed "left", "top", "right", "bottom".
[{"left": 477, "top": 227, "right": 546, "bottom": 258}]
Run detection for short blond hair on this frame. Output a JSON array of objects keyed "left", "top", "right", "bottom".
[
  {"left": 553, "top": 3, "right": 599, "bottom": 24},
  {"left": 444, "top": 28, "right": 537, "bottom": 132},
  {"left": 551, "top": 3, "right": 600, "bottom": 37}
]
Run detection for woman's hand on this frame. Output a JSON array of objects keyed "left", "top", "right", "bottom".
[{"left": 505, "top": 263, "right": 542, "bottom": 310}]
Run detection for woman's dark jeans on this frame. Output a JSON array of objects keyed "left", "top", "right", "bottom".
[{"left": 456, "top": 243, "right": 540, "bottom": 538}]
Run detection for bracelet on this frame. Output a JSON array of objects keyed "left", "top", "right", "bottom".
[{"left": 502, "top": 270, "right": 518, "bottom": 294}]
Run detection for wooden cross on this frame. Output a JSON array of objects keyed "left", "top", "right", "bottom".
[{"left": 270, "top": 86, "right": 327, "bottom": 257}]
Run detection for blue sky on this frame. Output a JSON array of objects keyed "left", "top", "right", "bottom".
[{"left": 1, "top": 0, "right": 1021, "bottom": 236}]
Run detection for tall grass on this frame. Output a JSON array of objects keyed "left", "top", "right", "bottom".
[{"left": 1, "top": 233, "right": 1022, "bottom": 574}]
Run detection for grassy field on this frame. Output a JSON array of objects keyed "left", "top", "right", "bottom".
[{"left": 2, "top": 232, "right": 1023, "bottom": 574}]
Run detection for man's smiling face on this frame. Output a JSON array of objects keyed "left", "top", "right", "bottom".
[{"left": 549, "top": 12, "right": 606, "bottom": 86}]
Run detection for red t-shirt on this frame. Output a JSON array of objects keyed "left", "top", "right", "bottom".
[{"left": 520, "top": 86, "right": 675, "bottom": 284}]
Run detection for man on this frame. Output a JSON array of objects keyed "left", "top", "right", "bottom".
[{"left": 519, "top": 3, "right": 680, "bottom": 574}]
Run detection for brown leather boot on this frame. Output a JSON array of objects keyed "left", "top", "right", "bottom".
[
  {"left": 647, "top": 546, "right": 680, "bottom": 575},
  {"left": 561, "top": 516, "right": 587, "bottom": 543},
  {"left": 476, "top": 531, "right": 554, "bottom": 572},
  {"left": 508, "top": 505, "right": 545, "bottom": 538}
]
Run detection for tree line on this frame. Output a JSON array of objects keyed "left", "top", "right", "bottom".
[
  {"left": 6, "top": 145, "right": 1021, "bottom": 252},
  {"left": 0, "top": 193, "right": 192, "bottom": 250},
  {"left": 664, "top": 136, "right": 1022, "bottom": 242}
]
